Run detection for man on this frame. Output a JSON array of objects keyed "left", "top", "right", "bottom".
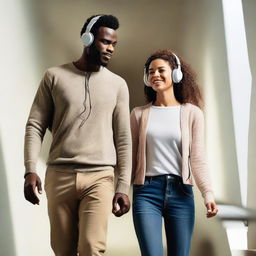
[{"left": 24, "top": 14, "right": 132, "bottom": 256}]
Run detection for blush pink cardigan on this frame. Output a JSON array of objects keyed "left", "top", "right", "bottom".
[{"left": 130, "top": 103, "right": 214, "bottom": 204}]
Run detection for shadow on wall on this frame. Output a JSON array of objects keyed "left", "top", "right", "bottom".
[
  {"left": 0, "top": 133, "right": 16, "bottom": 255},
  {"left": 195, "top": 239, "right": 216, "bottom": 256},
  {"left": 191, "top": 189, "right": 231, "bottom": 256}
]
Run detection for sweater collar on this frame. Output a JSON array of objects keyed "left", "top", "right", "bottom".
[{"left": 70, "top": 62, "right": 104, "bottom": 74}]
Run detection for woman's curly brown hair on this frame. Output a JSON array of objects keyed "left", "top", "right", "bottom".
[{"left": 144, "top": 49, "right": 203, "bottom": 108}]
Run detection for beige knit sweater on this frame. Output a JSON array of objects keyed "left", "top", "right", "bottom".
[
  {"left": 130, "top": 103, "right": 214, "bottom": 204},
  {"left": 24, "top": 63, "right": 132, "bottom": 195}
]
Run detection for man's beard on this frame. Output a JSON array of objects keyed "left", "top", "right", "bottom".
[{"left": 87, "top": 45, "right": 108, "bottom": 67}]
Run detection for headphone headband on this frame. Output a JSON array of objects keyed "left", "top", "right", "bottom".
[
  {"left": 172, "top": 53, "right": 181, "bottom": 67},
  {"left": 85, "top": 15, "right": 102, "bottom": 33}
]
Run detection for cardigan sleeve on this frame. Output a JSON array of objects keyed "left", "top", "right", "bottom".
[
  {"left": 130, "top": 108, "right": 140, "bottom": 183},
  {"left": 190, "top": 108, "right": 215, "bottom": 204}
]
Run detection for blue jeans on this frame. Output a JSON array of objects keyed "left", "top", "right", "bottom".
[{"left": 133, "top": 174, "right": 195, "bottom": 256}]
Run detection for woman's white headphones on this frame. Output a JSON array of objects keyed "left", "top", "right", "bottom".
[
  {"left": 81, "top": 15, "right": 102, "bottom": 47},
  {"left": 143, "top": 52, "right": 183, "bottom": 87}
]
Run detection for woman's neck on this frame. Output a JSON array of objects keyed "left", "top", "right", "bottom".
[{"left": 154, "top": 89, "right": 180, "bottom": 107}]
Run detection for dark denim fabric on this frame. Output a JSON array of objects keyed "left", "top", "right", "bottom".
[{"left": 133, "top": 174, "right": 195, "bottom": 256}]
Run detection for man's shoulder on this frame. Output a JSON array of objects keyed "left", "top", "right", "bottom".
[
  {"left": 39, "top": 63, "right": 74, "bottom": 88},
  {"left": 45, "top": 63, "right": 72, "bottom": 76},
  {"left": 103, "top": 68, "right": 126, "bottom": 85}
]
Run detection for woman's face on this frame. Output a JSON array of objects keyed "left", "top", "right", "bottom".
[{"left": 148, "top": 58, "right": 173, "bottom": 92}]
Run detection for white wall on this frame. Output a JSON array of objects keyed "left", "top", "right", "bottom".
[
  {"left": 0, "top": 0, "right": 52, "bottom": 255},
  {"left": 243, "top": 0, "right": 256, "bottom": 249}
]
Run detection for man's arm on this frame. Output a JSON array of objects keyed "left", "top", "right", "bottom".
[
  {"left": 112, "top": 80, "right": 132, "bottom": 216},
  {"left": 24, "top": 71, "right": 54, "bottom": 205}
]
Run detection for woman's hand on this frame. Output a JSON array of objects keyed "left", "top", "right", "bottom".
[{"left": 205, "top": 202, "right": 218, "bottom": 218}]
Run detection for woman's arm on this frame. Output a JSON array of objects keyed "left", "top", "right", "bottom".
[
  {"left": 190, "top": 107, "right": 218, "bottom": 217},
  {"left": 130, "top": 108, "right": 140, "bottom": 183}
]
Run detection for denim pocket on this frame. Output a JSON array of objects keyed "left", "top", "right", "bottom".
[
  {"left": 133, "top": 179, "right": 151, "bottom": 192},
  {"left": 133, "top": 184, "right": 144, "bottom": 189},
  {"left": 179, "top": 183, "right": 194, "bottom": 198},
  {"left": 133, "top": 182, "right": 147, "bottom": 190},
  {"left": 134, "top": 178, "right": 151, "bottom": 187}
]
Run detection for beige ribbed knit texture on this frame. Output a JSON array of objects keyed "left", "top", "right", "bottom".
[{"left": 24, "top": 63, "right": 132, "bottom": 195}]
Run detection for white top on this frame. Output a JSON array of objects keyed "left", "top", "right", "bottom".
[{"left": 146, "top": 105, "right": 182, "bottom": 176}]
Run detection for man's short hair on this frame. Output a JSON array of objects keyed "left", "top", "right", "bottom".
[{"left": 80, "top": 14, "right": 119, "bottom": 37}]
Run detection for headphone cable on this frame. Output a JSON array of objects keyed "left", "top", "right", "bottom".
[{"left": 79, "top": 72, "right": 92, "bottom": 128}]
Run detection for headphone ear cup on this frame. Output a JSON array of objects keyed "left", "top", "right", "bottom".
[
  {"left": 81, "top": 32, "right": 94, "bottom": 47},
  {"left": 143, "top": 69, "right": 151, "bottom": 87},
  {"left": 172, "top": 68, "right": 183, "bottom": 83}
]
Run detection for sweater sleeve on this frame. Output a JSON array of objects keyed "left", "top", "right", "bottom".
[
  {"left": 113, "top": 81, "right": 132, "bottom": 195},
  {"left": 24, "top": 71, "right": 54, "bottom": 176},
  {"left": 190, "top": 108, "right": 215, "bottom": 204},
  {"left": 130, "top": 108, "right": 139, "bottom": 183}
]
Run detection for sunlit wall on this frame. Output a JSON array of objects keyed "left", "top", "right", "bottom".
[{"left": 243, "top": 0, "right": 256, "bottom": 250}]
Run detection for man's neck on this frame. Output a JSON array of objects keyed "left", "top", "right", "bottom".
[{"left": 73, "top": 53, "right": 101, "bottom": 72}]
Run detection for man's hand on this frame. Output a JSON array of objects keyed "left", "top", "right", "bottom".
[
  {"left": 112, "top": 193, "right": 130, "bottom": 217},
  {"left": 24, "top": 173, "right": 42, "bottom": 205}
]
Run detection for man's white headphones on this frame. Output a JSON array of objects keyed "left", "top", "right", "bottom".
[
  {"left": 143, "top": 52, "right": 183, "bottom": 87},
  {"left": 81, "top": 15, "right": 102, "bottom": 47}
]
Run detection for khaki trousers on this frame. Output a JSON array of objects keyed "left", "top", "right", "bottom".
[{"left": 44, "top": 166, "right": 114, "bottom": 256}]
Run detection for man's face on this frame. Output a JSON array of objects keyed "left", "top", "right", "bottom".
[{"left": 88, "top": 27, "right": 117, "bottom": 67}]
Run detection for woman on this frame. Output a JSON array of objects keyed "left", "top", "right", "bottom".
[{"left": 131, "top": 49, "right": 218, "bottom": 256}]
